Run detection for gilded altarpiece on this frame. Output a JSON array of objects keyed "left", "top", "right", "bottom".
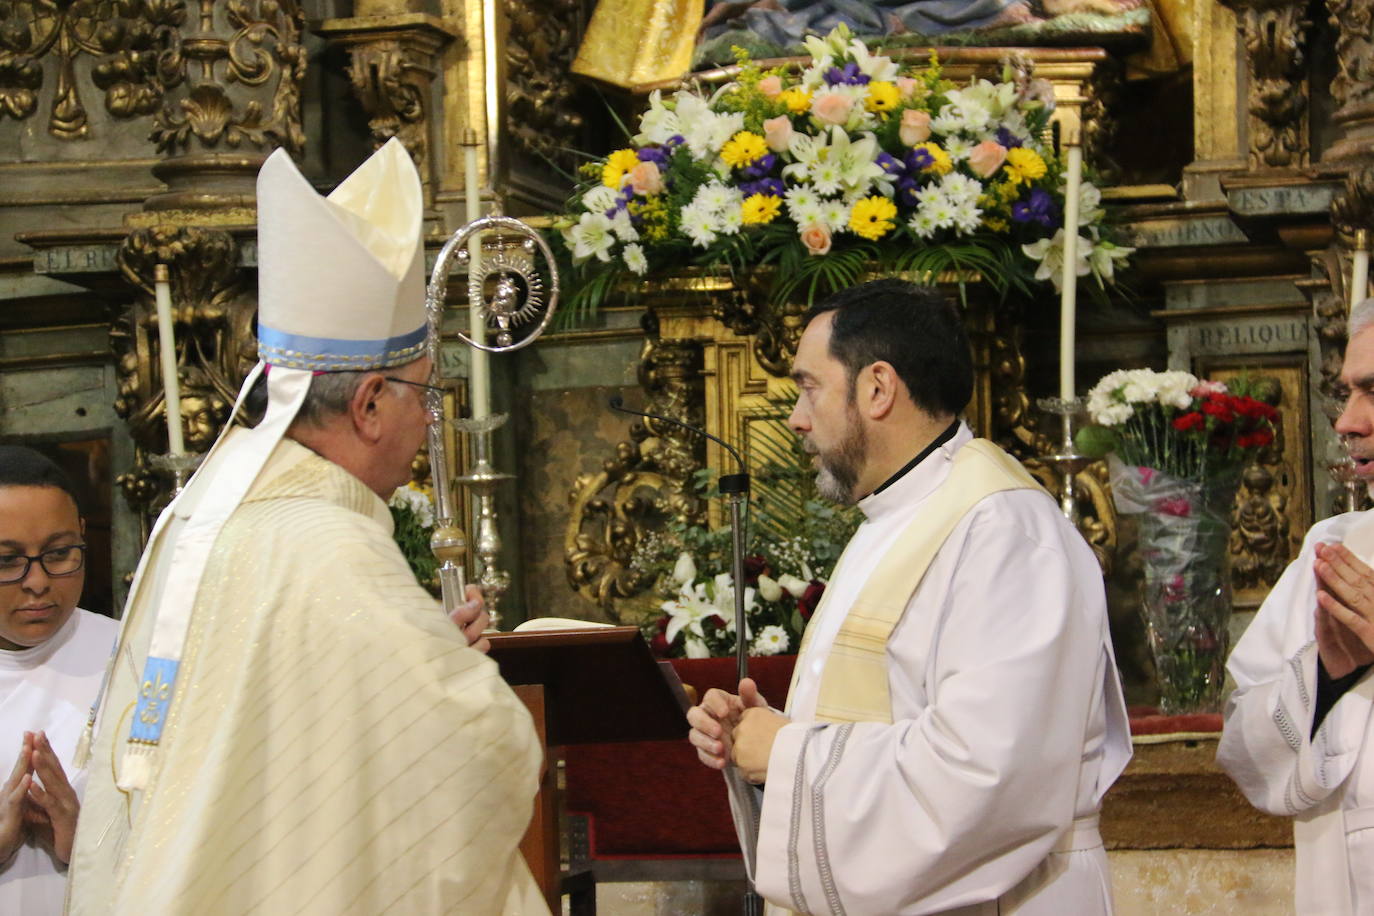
[{"left": 565, "top": 283, "right": 1118, "bottom": 622}]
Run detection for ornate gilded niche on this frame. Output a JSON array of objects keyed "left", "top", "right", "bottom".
[{"left": 564, "top": 278, "right": 1117, "bottom": 621}]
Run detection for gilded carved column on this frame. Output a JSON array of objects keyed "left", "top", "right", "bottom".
[
  {"left": 0, "top": 0, "right": 172, "bottom": 140},
  {"left": 1219, "top": 0, "right": 1311, "bottom": 170},
  {"left": 315, "top": 11, "right": 456, "bottom": 203},
  {"left": 136, "top": 0, "right": 307, "bottom": 219},
  {"left": 113, "top": 226, "right": 255, "bottom": 528},
  {"left": 565, "top": 318, "right": 705, "bottom": 616},
  {"left": 1324, "top": 0, "right": 1374, "bottom": 164},
  {"left": 1182, "top": 0, "right": 1246, "bottom": 199}
]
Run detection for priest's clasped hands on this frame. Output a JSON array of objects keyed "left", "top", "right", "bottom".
[
  {"left": 1313, "top": 542, "right": 1374, "bottom": 678},
  {"left": 687, "top": 677, "right": 791, "bottom": 784},
  {"left": 0, "top": 731, "right": 78, "bottom": 867}
]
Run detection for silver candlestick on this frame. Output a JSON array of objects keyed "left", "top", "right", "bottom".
[
  {"left": 1329, "top": 455, "right": 1369, "bottom": 514},
  {"left": 1037, "top": 396, "right": 1094, "bottom": 524},
  {"left": 451, "top": 414, "right": 514, "bottom": 626},
  {"left": 148, "top": 452, "right": 203, "bottom": 500}
]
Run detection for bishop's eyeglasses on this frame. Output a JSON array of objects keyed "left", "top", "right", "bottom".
[{"left": 0, "top": 544, "right": 87, "bottom": 584}]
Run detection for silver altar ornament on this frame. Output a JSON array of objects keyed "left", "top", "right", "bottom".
[{"left": 422, "top": 204, "right": 560, "bottom": 625}]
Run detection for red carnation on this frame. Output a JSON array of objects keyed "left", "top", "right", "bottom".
[
  {"left": 743, "top": 554, "right": 771, "bottom": 586},
  {"left": 798, "top": 580, "right": 826, "bottom": 621},
  {"left": 1201, "top": 400, "right": 1234, "bottom": 424},
  {"left": 1172, "top": 411, "right": 1205, "bottom": 432}
]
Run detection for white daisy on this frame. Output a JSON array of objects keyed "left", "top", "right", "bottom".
[{"left": 623, "top": 242, "right": 648, "bottom": 275}]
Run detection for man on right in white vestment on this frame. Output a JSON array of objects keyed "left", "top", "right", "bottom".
[
  {"left": 688, "top": 279, "right": 1132, "bottom": 915},
  {"left": 1219, "top": 296, "right": 1374, "bottom": 914}
]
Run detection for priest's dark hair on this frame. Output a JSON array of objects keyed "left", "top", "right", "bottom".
[
  {"left": 0, "top": 445, "right": 82, "bottom": 513},
  {"left": 803, "top": 278, "right": 973, "bottom": 417}
]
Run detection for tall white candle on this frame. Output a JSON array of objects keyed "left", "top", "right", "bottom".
[
  {"left": 1059, "top": 140, "right": 1083, "bottom": 402},
  {"left": 464, "top": 129, "right": 491, "bottom": 420},
  {"left": 1352, "top": 229, "right": 1370, "bottom": 313},
  {"left": 153, "top": 264, "right": 185, "bottom": 456}
]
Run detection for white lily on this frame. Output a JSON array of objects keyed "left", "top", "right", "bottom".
[
  {"left": 847, "top": 38, "right": 898, "bottom": 82},
  {"left": 566, "top": 212, "right": 616, "bottom": 262},
  {"left": 634, "top": 90, "right": 681, "bottom": 146},
  {"left": 777, "top": 573, "right": 809, "bottom": 599},
  {"left": 1088, "top": 239, "right": 1134, "bottom": 285},
  {"left": 757, "top": 574, "right": 783, "bottom": 602},
  {"left": 1022, "top": 229, "right": 1091, "bottom": 291}
]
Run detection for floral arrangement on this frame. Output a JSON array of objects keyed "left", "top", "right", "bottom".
[
  {"left": 1078, "top": 369, "right": 1279, "bottom": 715},
  {"left": 554, "top": 25, "right": 1131, "bottom": 318},
  {"left": 389, "top": 483, "right": 440, "bottom": 596},
  {"left": 630, "top": 458, "right": 861, "bottom": 659},
  {"left": 1079, "top": 370, "right": 1278, "bottom": 483}
]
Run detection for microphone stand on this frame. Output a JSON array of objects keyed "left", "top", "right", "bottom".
[{"left": 610, "top": 399, "right": 764, "bottom": 916}]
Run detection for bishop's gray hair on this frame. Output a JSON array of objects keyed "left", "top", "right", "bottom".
[
  {"left": 291, "top": 370, "right": 371, "bottom": 427},
  {"left": 241, "top": 358, "right": 423, "bottom": 428},
  {"left": 1350, "top": 298, "right": 1374, "bottom": 339}
]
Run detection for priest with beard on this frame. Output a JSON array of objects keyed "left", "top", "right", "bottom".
[{"left": 687, "top": 279, "right": 1132, "bottom": 915}]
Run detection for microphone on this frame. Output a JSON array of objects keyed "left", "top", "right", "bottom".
[{"left": 608, "top": 397, "right": 749, "bottom": 493}]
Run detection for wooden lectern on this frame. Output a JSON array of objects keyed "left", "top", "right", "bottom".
[{"left": 487, "top": 626, "right": 692, "bottom": 912}]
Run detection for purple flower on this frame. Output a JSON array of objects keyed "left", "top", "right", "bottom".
[
  {"left": 664, "top": 135, "right": 685, "bottom": 148},
  {"left": 995, "top": 127, "right": 1024, "bottom": 149},
  {"left": 637, "top": 146, "right": 670, "bottom": 166},
  {"left": 896, "top": 177, "right": 921, "bottom": 208},
  {"left": 904, "top": 147, "right": 934, "bottom": 172},
  {"left": 875, "top": 152, "right": 903, "bottom": 175},
  {"left": 824, "top": 62, "right": 870, "bottom": 86},
  {"left": 1010, "top": 188, "right": 1058, "bottom": 228},
  {"left": 741, "top": 177, "right": 786, "bottom": 198},
  {"left": 741, "top": 153, "right": 778, "bottom": 179}
]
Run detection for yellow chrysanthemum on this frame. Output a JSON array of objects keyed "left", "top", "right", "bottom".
[
  {"left": 983, "top": 217, "right": 1009, "bottom": 233},
  {"left": 912, "top": 141, "right": 952, "bottom": 175},
  {"left": 1004, "top": 147, "right": 1047, "bottom": 184},
  {"left": 848, "top": 195, "right": 897, "bottom": 240},
  {"left": 721, "top": 131, "right": 769, "bottom": 169},
  {"left": 864, "top": 81, "right": 901, "bottom": 113},
  {"left": 741, "top": 193, "right": 782, "bottom": 225},
  {"left": 779, "top": 88, "right": 812, "bottom": 115},
  {"left": 602, "top": 148, "right": 640, "bottom": 188}
]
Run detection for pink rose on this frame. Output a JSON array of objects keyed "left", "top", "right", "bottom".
[
  {"left": 895, "top": 77, "right": 918, "bottom": 99},
  {"left": 899, "top": 108, "right": 932, "bottom": 146},
  {"left": 628, "top": 161, "right": 664, "bottom": 196},
  {"left": 800, "top": 223, "right": 832, "bottom": 256},
  {"left": 811, "top": 90, "right": 854, "bottom": 126},
  {"left": 763, "top": 115, "right": 794, "bottom": 153},
  {"left": 758, "top": 75, "right": 783, "bottom": 98},
  {"left": 967, "top": 140, "right": 1008, "bottom": 178}
]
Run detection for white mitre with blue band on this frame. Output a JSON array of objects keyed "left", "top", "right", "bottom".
[
  {"left": 256, "top": 138, "right": 426, "bottom": 370},
  {"left": 75, "top": 139, "right": 427, "bottom": 788}
]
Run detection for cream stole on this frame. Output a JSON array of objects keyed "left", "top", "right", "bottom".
[{"left": 787, "top": 439, "right": 1041, "bottom": 725}]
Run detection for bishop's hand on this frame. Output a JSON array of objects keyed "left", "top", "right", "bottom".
[{"left": 449, "top": 584, "right": 492, "bottom": 654}]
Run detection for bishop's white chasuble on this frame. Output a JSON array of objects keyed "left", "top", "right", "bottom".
[
  {"left": 736, "top": 426, "right": 1131, "bottom": 915},
  {"left": 66, "top": 437, "right": 548, "bottom": 915}
]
